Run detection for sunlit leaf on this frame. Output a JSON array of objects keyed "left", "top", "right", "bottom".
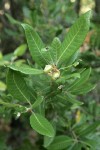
[{"left": 14, "top": 44, "right": 27, "bottom": 56}]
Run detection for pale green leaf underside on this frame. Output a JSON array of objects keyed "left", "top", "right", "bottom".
[
  {"left": 57, "top": 11, "right": 91, "bottom": 66},
  {"left": 30, "top": 113, "right": 55, "bottom": 137},
  {"left": 8, "top": 64, "right": 43, "bottom": 75},
  {"left": 14, "top": 44, "right": 27, "bottom": 56},
  {"left": 7, "top": 69, "right": 30, "bottom": 103},
  {"left": 21, "top": 24, "right": 48, "bottom": 67}
]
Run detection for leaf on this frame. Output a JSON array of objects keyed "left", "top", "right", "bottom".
[
  {"left": 0, "top": 52, "right": 3, "bottom": 60},
  {"left": 68, "top": 68, "right": 91, "bottom": 91},
  {"left": 57, "top": 93, "right": 83, "bottom": 106},
  {"left": 21, "top": 24, "right": 48, "bottom": 67},
  {"left": 8, "top": 64, "right": 43, "bottom": 75},
  {"left": 44, "top": 121, "right": 56, "bottom": 147},
  {"left": 14, "top": 44, "right": 27, "bottom": 56},
  {"left": 37, "top": 37, "right": 61, "bottom": 65},
  {"left": 32, "top": 96, "right": 44, "bottom": 108},
  {"left": 0, "top": 99, "right": 27, "bottom": 114},
  {"left": 66, "top": 51, "right": 79, "bottom": 66},
  {"left": 70, "top": 143, "right": 82, "bottom": 150},
  {"left": 30, "top": 113, "right": 55, "bottom": 137},
  {"left": 79, "top": 121, "right": 100, "bottom": 136},
  {"left": 56, "top": 11, "right": 91, "bottom": 66},
  {"left": 0, "top": 81, "right": 7, "bottom": 91},
  {"left": 47, "top": 136, "right": 73, "bottom": 150},
  {"left": 41, "top": 47, "right": 55, "bottom": 65},
  {"left": 57, "top": 72, "right": 80, "bottom": 83},
  {"left": 72, "top": 84, "right": 96, "bottom": 94},
  {"left": 6, "top": 69, "right": 30, "bottom": 103},
  {"left": 82, "top": 138, "right": 98, "bottom": 149},
  {"left": 66, "top": 93, "right": 83, "bottom": 105},
  {"left": 5, "top": 13, "right": 21, "bottom": 25},
  {"left": 44, "top": 136, "right": 55, "bottom": 148},
  {"left": 50, "top": 37, "right": 61, "bottom": 64}
]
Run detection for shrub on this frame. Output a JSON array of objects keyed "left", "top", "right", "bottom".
[{"left": 0, "top": 10, "right": 99, "bottom": 149}]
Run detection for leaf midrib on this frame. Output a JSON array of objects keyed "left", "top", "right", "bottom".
[
  {"left": 32, "top": 113, "right": 53, "bottom": 136},
  {"left": 30, "top": 31, "right": 49, "bottom": 64},
  {"left": 13, "top": 72, "right": 29, "bottom": 103},
  {"left": 50, "top": 139, "right": 73, "bottom": 147},
  {"left": 56, "top": 23, "right": 83, "bottom": 65}
]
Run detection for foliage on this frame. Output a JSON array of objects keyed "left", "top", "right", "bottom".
[{"left": 0, "top": 10, "right": 100, "bottom": 150}]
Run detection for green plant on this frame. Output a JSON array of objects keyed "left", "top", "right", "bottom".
[{"left": 1, "top": 11, "right": 100, "bottom": 150}]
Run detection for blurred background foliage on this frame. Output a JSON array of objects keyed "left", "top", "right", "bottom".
[{"left": 0, "top": 0, "right": 100, "bottom": 150}]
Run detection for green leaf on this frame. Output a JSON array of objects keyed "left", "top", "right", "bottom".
[
  {"left": 50, "top": 37, "right": 61, "bottom": 64},
  {"left": 79, "top": 121, "right": 100, "bottom": 136},
  {"left": 41, "top": 47, "right": 55, "bottom": 65},
  {"left": 33, "top": 37, "right": 61, "bottom": 65},
  {"left": 44, "top": 136, "right": 55, "bottom": 148},
  {"left": 82, "top": 138, "right": 98, "bottom": 149},
  {"left": 68, "top": 68, "right": 91, "bottom": 91},
  {"left": 7, "top": 69, "right": 30, "bottom": 103},
  {"left": 56, "top": 11, "right": 91, "bottom": 66},
  {"left": 47, "top": 136, "right": 73, "bottom": 150},
  {"left": 30, "top": 113, "right": 55, "bottom": 137},
  {"left": 14, "top": 44, "right": 27, "bottom": 56},
  {"left": 0, "top": 81, "right": 7, "bottom": 91},
  {"left": 66, "top": 93, "right": 83, "bottom": 105},
  {"left": 0, "top": 99, "right": 27, "bottom": 113},
  {"left": 57, "top": 93, "right": 83, "bottom": 106},
  {"left": 44, "top": 121, "right": 56, "bottom": 147},
  {"left": 70, "top": 143, "right": 82, "bottom": 150},
  {"left": 5, "top": 13, "right": 21, "bottom": 25},
  {"left": 66, "top": 51, "right": 79, "bottom": 66},
  {"left": 32, "top": 96, "right": 44, "bottom": 108},
  {"left": 21, "top": 24, "right": 47, "bottom": 67},
  {"left": 8, "top": 64, "right": 43, "bottom": 75},
  {"left": 72, "top": 84, "right": 96, "bottom": 94},
  {"left": 0, "top": 52, "right": 3, "bottom": 60},
  {"left": 57, "top": 72, "right": 80, "bottom": 83}
]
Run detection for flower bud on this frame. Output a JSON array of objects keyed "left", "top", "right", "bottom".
[
  {"left": 44, "top": 65, "right": 52, "bottom": 73},
  {"left": 52, "top": 70, "right": 60, "bottom": 80}
]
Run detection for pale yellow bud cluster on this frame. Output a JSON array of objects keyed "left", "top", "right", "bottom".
[{"left": 44, "top": 65, "right": 60, "bottom": 80}]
